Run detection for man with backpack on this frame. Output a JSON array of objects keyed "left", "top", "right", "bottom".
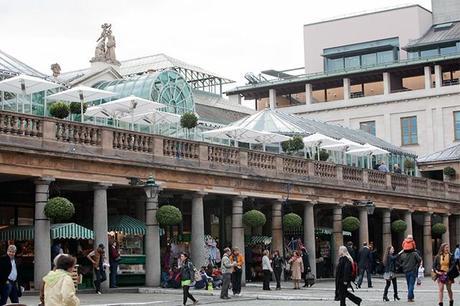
[{"left": 356, "top": 242, "right": 372, "bottom": 288}]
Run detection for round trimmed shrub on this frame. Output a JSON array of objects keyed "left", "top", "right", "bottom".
[
  {"left": 49, "top": 102, "right": 70, "bottom": 119},
  {"left": 69, "top": 102, "right": 88, "bottom": 114},
  {"left": 44, "top": 197, "right": 75, "bottom": 222},
  {"left": 432, "top": 223, "right": 447, "bottom": 235},
  {"left": 156, "top": 205, "right": 182, "bottom": 226},
  {"left": 342, "top": 216, "right": 360, "bottom": 232},
  {"left": 180, "top": 112, "right": 198, "bottom": 129},
  {"left": 282, "top": 136, "right": 304, "bottom": 154},
  {"left": 443, "top": 166, "right": 456, "bottom": 177},
  {"left": 391, "top": 220, "right": 407, "bottom": 233},
  {"left": 404, "top": 159, "right": 415, "bottom": 170},
  {"left": 314, "top": 149, "right": 330, "bottom": 161},
  {"left": 283, "top": 213, "right": 302, "bottom": 230},
  {"left": 243, "top": 210, "right": 266, "bottom": 228}
]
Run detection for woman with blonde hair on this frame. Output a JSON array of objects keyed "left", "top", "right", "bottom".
[
  {"left": 262, "top": 249, "right": 273, "bottom": 290},
  {"left": 335, "top": 246, "right": 362, "bottom": 306},
  {"left": 289, "top": 251, "right": 304, "bottom": 289},
  {"left": 433, "top": 243, "right": 457, "bottom": 306}
]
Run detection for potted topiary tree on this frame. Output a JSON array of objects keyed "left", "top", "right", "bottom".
[
  {"left": 69, "top": 102, "right": 88, "bottom": 121},
  {"left": 391, "top": 220, "right": 407, "bottom": 233},
  {"left": 314, "top": 149, "right": 330, "bottom": 161},
  {"left": 49, "top": 102, "right": 70, "bottom": 119},
  {"left": 180, "top": 112, "right": 198, "bottom": 139},
  {"left": 342, "top": 216, "right": 360, "bottom": 232},
  {"left": 443, "top": 166, "right": 456, "bottom": 181},
  {"left": 404, "top": 159, "right": 415, "bottom": 175},
  {"left": 44, "top": 197, "right": 75, "bottom": 222},
  {"left": 432, "top": 223, "right": 447, "bottom": 236},
  {"left": 156, "top": 205, "right": 183, "bottom": 226},
  {"left": 283, "top": 213, "right": 302, "bottom": 231},
  {"left": 281, "top": 136, "right": 304, "bottom": 155},
  {"left": 243, "top": 210, "right": 266, "bottom": 228}
]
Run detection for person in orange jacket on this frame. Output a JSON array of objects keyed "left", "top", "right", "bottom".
[{"left": 231, "top": 247, "right": 244, "bottom": 296}]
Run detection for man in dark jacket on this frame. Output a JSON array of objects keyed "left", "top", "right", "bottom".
[
  {"left": 0, "top": 245, "right": 20, "bottom": 306},
  {"left": 346, "top": 241, "right": 356, "bottom": 261},
  {"left": 301, "top": 247, "right": 312, "bottom": 287},
  {"left": 356, "top": 241, "right": 372, "bottom": 288},
  {"left": 400, "top": 249, "right": 421, "bottom": 303}
]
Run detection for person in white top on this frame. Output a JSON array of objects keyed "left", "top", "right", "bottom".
[
  {"left": 0, "top": 245, "right": 20, "bottom": 305},
  {"left": 262, "top": 250, "right": 273, "bottom": 291}
]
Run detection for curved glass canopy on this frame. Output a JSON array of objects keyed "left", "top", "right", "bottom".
[{"left": 93, "top": 70, "right": 194, "bottom": 114}]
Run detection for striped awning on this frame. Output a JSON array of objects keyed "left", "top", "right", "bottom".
[
  {"left": 248, "top": 236, "right": 272, "bottom": 245},
  {"left": 0, "top": 223, "right": 94, "bottom": 240},
  {"left": 316, "top": 227, "right": 352, "bottom": 237},
  {"left": 51, "top": 223, "right": 94, "bottom": 240},
  {"left": 108, "top": 215, "right": 145, "bottom": 235}
]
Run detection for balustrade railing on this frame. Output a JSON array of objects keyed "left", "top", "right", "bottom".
[
  {"left": 343, "top": 166, "right": 363, "bottom": 184},
  {"left": 283, "top": 157, "right": 309, "bottom": 175},
  {"left": 208, "top": 145, "right": 240, "bottom": 165},
  {"left": 314, "top": 161, "right": 337, "bottom": 179},
  {"left": 248, "top": 152, "right": 276, "bottom": 170},
  {"left": 113, "top": 131, "right": 153, "bottom": 152},
  {"left": 55, "top": 122, "right": 101, "bottom": 145},
  {"left": 163, "top": 139, "right": 199, "bottom": 160},
  {"left": 410, "top": 177, "right": 428, "bottom": 195},
  {"left": 391, "top": 174, "right": 408, "bottom": 192},
  {"left": 368, "top": 170, "right": 386, "bottom": 187},
  {"left": 0, "top": 112, "right": 42, "bottom": 137}
]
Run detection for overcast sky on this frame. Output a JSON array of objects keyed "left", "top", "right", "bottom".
[{"left": 2, "top": 0, "right": 431, "bottom": 85}]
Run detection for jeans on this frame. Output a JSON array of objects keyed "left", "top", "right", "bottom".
[
  {"left": 0, "top": 280, "right": 19, "bottom": 306},
  {"left": 94, "top": 268, "right": 107, "bottom": 292},
  {"left": 357, "top": 267, "right": 372, "bottom": 287},
  {"left": 221, "top": 273, "right": 231, "bottom": 298},
  {"left": 109, "top": 261, "right": 118, "bottom": 288},
  {"left": 182, "top": 285, "right": 196, "bottom": 305},
  {"left": 263, "top": 270, "right": 271, "bottom": 290},
  {"left": 274, "top": 267, "right": 282, "bottom": 289},
  {"left": 231, "top": 269, "right": 242, "bottom": 294},
  {"left": 405, "top": 271, "right": 417, "bottom": 300}
]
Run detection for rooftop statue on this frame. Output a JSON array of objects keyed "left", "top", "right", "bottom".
[
  {"left": 50, "top": 63, "right": 61, "bottom": 77},
  {"left": 90, "top": 23, "right": 120, "bottom": 66}
]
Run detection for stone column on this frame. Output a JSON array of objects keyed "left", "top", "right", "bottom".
[
  {"left": 272, "top": 200, "right": 283, "bottom": 254},
  {"left": 191, "top": 192, "right": 206, "bottom": 267},
  {"left": 93, "top": 183, "right": 111, "bottom": 290},
  {"left": 424, "top": 66, "right": 432, "bottom": 89},
  {"left": 343, "top": 78, "right": 351, "bottom": 100},
  {"left": 232, "top": 196, "right": 245, "bottom": 284},
  {"left": 404, "top": 210, "right": 413, "bottom": 237},
  {"left": 332, "top": 205, "right": 343, "bottom": 272},
  {"left": 305, "top": 83, "right": 313, "bottom": 105},
  {"left": 359, "top": 207, "right": 369, "bottom": 245},
  {"left": 145, "top": 190, "right": 161, "bottom": 287},
  {"left": 383, "top": 72, "right": 391, "bottom": 95},
  {"left": 34, "top": 177, "right": 54, "bottom": 289},
  {"left": 456, "top": 215, "right": 460, "bottom": 248},
  {"left": 382, "top": 209, "right": 392, "bottom": 256},
  {"left": 423, "top": 212, "right": 433, "bottom": 274},
  {"left": 269, "top": 89, "right": 277, "bottom": 110},
  {"left": 434, "top": 65, "right": 442, "bottom": 88},
  {"left": 304, "top": 202, "right": 317, "bottom": 276},
  {"left": 442, "top": 214, "right": 450, "bottom": 244}
]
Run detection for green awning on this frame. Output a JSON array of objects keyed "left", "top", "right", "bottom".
[
  {"left": 108, "top": 215, "right": 145, "bottom": 235},
  {"left": 0, "top": 223, "right": 94, "bottom": 240},
  {"left": 247, "top": 236, "right": 272, "bottom": 245},
  {"left": 316, "top": 227, "right": 352, "bottom": 237}
]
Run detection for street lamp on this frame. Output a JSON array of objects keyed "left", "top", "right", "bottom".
[
  {"left": 144, "top": 176, "right": 160, "bottom": 198},
  {"left": 353, "top": 200, "right": 375, "bottom": 215}
]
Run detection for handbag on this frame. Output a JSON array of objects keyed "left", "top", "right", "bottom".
[{"left": 447, "top": 264, "right": 460, "bottom": 280}]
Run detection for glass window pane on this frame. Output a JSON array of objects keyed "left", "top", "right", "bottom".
[
  {"left": 455, "top": 112, "right": 460, "bottom": 140},
  {"left": 359, "top": 121, "right": 376, "bottom": 136},
  {"left": 326, "top": 58, "right": 344, "bottom": 72},
  {"left": 377, "top": 50, "right": 395, "bottom": 64},
  {"left": 361, "top": 53, "right": 377, "bottom": 67},
  {"left": 345, "top": 56, "right": 360, "bottom": 69},
  {"left": 420, "top": 48, "right": 439, "bottom": 58},
  {"left": 440, "top": 45, "right": 458, "bottom": 55},
  {"left": 401, "top": 116, "right": 418, "bottom": 145},
  {"left": 408, "top": 51, "right": 419, "bottom": 59}
]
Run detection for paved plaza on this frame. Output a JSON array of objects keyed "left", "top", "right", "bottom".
[{"left": 19, "top": 278, "right": 455, "bottom": 305}]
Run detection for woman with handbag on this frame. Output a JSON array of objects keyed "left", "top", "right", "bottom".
[
  {"left": 179, "top": 253, "right": 198, "bottom": 306},
  {"left": 382, "top": 246, "right": 400, "bottom": 301},
  {"left": 433, "top": 243, "right": 456, "bottom": 306}
]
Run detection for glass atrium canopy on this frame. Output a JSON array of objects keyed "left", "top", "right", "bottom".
[{"left": 93, "top": 70, "right": 194, "bottom": 115}]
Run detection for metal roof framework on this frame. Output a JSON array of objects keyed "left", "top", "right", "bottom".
[{"left": 417, "top": 143, "right": 460, "bottom": 163}]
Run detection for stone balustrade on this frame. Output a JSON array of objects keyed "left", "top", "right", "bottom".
[{"left": 0, "top": 110, "right": 459, "bottom": 202}]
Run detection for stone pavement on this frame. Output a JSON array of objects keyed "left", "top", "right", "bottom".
[{"left": 18, "top": 278, "right": 458, "bottom": 305}]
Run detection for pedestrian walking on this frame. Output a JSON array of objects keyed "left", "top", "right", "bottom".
[
  {"left": 289, "top": 251, "right": 304, "bottom": 289},
  {"left": 220, "top": 247, "right": 235, "bottom": 299},
  {"left": 433, "top": 243, "right": 458, "bottom": 306},
  {"left": 179, "top": 253, "right": 198, "bottom": 305},
  {"left": 454, "top": 244, "right": 460, "bottom": 263},
  {"left": 272, "top": 250, "right": 284, "bottom": 290},
  {"left": 335, "top": 246, "right": 362, "bottom": 306},
  {"left": 356, "top": 241, "right": 372, "bottom": 288},
  {"left": 262, "top": 250, "right": 273, "bottom": 290},
  {"left": 382, "top": 246, "right": 400, "bottom": 301},
  {"left": 346, "top": 241, "right": 356, "bottom": 261},
  {"left": 400, "top": 248, "right": 422, "bottom": 302},
  {"left": 231, "top": 247, "right": 244, "bottom": 296},
  {"left": 300, "top": 247, "right": 312, "bottom": 287},
  {"left": 43, "top": 254, "right": 80, "bottom": 306},
  {"left": 0, "top": 245, "right": 21, "bottom": 306},
  {"left": 109, "top": 241, "right": 120, "bottom": 288},
  {"left": 87, "top": 243, "right": 107, "bottom": 294}
]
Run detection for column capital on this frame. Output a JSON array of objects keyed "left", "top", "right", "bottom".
[
  {"left": 425, "top": 211, "right": 434, "bottom": 216},
  {"left": 305, "top": 200, "right": 318, "bottom": 206},
  {"left": 93, "top": 183, "right": 112, "bottom": 190},
  {"left": 232, "top": 195, "right": 247, "bottom": 201},
  {"left": 34, "top": 176, "right": 55, "bottom": 185},
  {"left": 192, "top": 191, "right": 207, "bottom": 198}
]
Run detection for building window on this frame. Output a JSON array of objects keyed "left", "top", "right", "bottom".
[
  {"left": 360, "top": 121, "right": 376, "bottom": 136},
  {"left": 345, "top": 56, "right": 360, "bottom": 69},
  {"left": 401, "top": 116, "right": 418, "bottom": 145},
  {"left": 455, "top": 111, "right": 460, "bottom": 140},
  {"left": 326, "top": 58, "right": 344, "bottom": 72}
]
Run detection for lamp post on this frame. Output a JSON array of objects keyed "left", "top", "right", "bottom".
[{"left": 143, "top": 176, "right": 161, "bottom": 287}]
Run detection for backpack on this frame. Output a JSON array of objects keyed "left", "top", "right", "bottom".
[{"left": 351, "top": 261, "right": 358, "bottom": 281}]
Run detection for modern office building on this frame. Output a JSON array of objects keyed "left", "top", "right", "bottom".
[{"left": 227, "top": 0, "right": 460, "bottom": 158}]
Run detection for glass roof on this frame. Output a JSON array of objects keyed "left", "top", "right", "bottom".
[
  {"left": 417, "top": 143, "right": 460, "bottom": 163},
  {"left": 0, "top": 49, "right": 46, "bottom": 77}
]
